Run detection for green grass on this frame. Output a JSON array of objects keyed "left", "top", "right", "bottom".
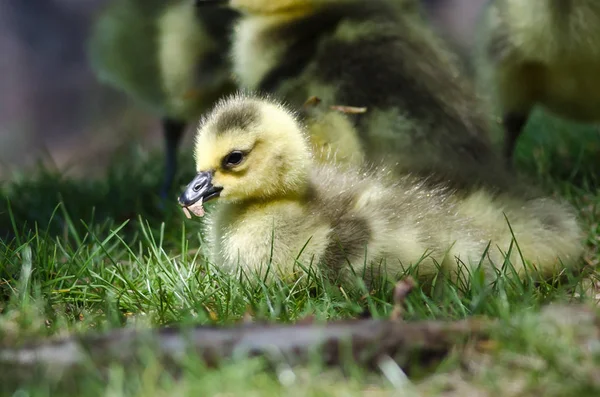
[{"left": 1, "top": 113, "right": 600, "bottom": 396}]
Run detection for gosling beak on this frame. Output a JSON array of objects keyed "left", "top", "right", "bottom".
[{"left": 178, "top": 171, "right": 223, "bottom": 207}]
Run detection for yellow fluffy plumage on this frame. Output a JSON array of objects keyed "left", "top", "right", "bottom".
[{"left": 179, "top": 93, "right": 584, "bottom": 286}]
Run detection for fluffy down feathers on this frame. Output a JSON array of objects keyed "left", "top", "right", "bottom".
[
  {"left": 180, "top": 93, "right": 584, "bottom": 286},
  {"left": 88, "top": 0, "right": 237, "bottom": 120},
  {"left": 218, "top": 0, "right": 511, "bottom": 191},
  {"left": 474, "top": 0, "right": 600, "bottom": 159}
]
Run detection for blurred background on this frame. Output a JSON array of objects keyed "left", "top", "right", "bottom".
[{"left": 0, "top": 0, "right": 488, "bottom": 179}]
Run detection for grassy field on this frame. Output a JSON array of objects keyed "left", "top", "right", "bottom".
[{"left": 1, "top": 109, "right": 600, "bottom": 396}]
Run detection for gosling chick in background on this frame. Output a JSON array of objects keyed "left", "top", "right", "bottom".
[
  {"left": 475, "top": 0, "right": 600, "bottom": 161},
  {"left": 197, "top": 0, "right": 511, "bottom": 191},
  {"left": 88, "top": 0, "right": 238, "bottom": 198},
  {"left": 179, "top": 94, "right": 583, "bottom": 285}
]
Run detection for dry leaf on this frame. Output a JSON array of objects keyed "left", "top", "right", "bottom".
[
  {"left": 390, "top": 277, "right": 416, "bottom": 321},
  {"left": 297, "top": 314, "right": 316, "bottom": 325},
  {"left": 303, "top": 95, "right": 322, "bottom": 108},
  {"left": 205, "top": 306, "right": 218, "bottom": 322}
]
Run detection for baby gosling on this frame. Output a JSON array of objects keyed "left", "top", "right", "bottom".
[
  {"left": 88, "top": 0, "right": 238, "bottom": 198},
  {"left": 197, "top": 0, "right": 511, "bottom": 191},
  {"left": 476, "top": 0, "right": 600, "bottom": 161},
  {"left": 179, "top": 94, "right": 583, "bottom": 285}
]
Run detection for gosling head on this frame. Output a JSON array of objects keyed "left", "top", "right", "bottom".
[{"left": 179, "top": 93, "right": 312, "bottom": 209}]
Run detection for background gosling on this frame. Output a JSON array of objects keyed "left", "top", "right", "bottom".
[
  {"left": 475, "top": 0, "right": 600, "bottom": 161},
  {"left": 197, "top": 0, "right": 511, "bottom": 191},
  {"left": 88, "top": 0, "right": 238, "bottom": 198},
  {"left": 179, "top": 94, "right": 584, "bottom": 285}
]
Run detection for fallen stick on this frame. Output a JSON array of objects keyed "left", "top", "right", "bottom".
[
  {"left": 302, "top": 95, "right": 368, "bottom": 114},
  {"left": 0, "top": 279, "right": 492, "bottom": 390},
  {"left": 0, "top": 316, "right": 492, "bottom": 384},
  {"left": 2, "top": 302, "right": 598, "bottom": 393}
]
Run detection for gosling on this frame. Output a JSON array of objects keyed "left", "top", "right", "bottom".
[
  {"left": 179, "top": 94, "right": 584, "bottom": 285},
  {"left": 197, "top": 0, "right": 511, "bottom": 191},
  {"left": 475, "top": 0, "right": 600, "bottom": 161},
  {"left": 88, "top": 0, "right": 238, "bottom": 198}
]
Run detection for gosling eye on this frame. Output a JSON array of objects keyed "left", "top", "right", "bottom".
[{"left": 222, "top": 150, "right": 245, "bottom": 169}]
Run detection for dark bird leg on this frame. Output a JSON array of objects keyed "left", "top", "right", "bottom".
[
  {"left": 160, "top": 118, "right": 187, "bottom": 201},
  {"left": 502, "top": 112, "right": 529, "bottom": 164}
]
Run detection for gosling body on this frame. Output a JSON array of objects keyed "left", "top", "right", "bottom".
[
  {"left": 198, "top": 0, "right": 510, "bottom": 191},
  {"left": 180, "top": 94, "right": 583, "bottom": 285},
  {"left": 476, "top": 0, "right": 600, "bottom": 160},
  {"left": 88, "top": 0, "right": 238, "bottom": 197}
]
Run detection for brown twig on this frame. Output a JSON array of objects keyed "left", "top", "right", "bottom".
[
  {"left": 302, "top": 95, "right": 367, "bottom": 114},
  {"left": 329, "top": 105, "right": 368, "bottom": 114},
  {"left": 0, "top": 315, "right": 492, "bottom": 390}
]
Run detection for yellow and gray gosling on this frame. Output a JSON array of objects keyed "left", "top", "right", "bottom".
[
  {"left": 196, "top": 0, "right": 511, "bottom": 192},
  {"left": 178, "top": 94, "right": 583, "bottom": 285},
  {"left": 475, "top": 0, "right": 600, "bottom": 161},
  {"left": 88, "top": 0, "right": 238, "bottom": 198}
]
